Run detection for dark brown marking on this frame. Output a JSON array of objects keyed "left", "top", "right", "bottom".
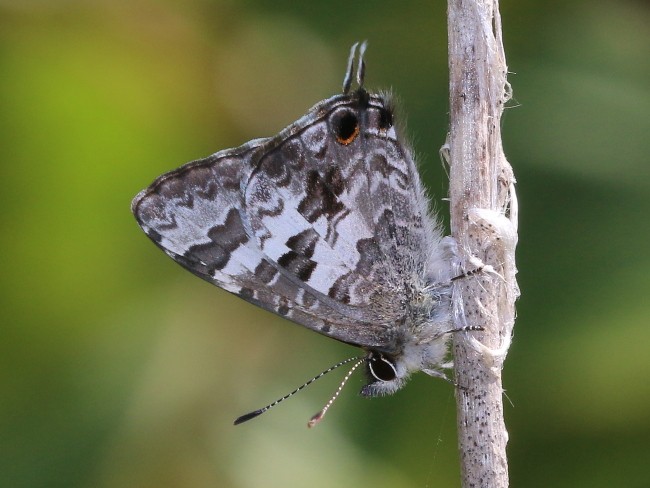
[
  {"left": 280, "top": 140, "right": 307, "bottom": 171},
  {"left": 186, "top": 208, "right": 248, "bottom": 271},
  {"left": 314, "top": 143, "right": 327, "bottom": 159},
  {"left": 328, "top": 280, "right": 351, "bottom": 304},
  {"left": 239, "top": 288, "right": 254, "bottom": 299},
  {"left": 277, "top": 302, "right": 289, "bottom": 316},
  {"left": 146, "top": 228, "right": 163, "bottom": 244},
  {"left": 286, "top": 229, "right": 318, "bottom": 259},
  {"left": 325, "top": 165, "right": 345, "bottom": 196},
  {"left": 298, "top": 170, "right": 345, "bottom": 223},
  {"left": 278, "top": 250, "right": 316, "bottom": 282},
  {"left": 258, "top": 198, "right": 285, "bottom": 219},
  {"left": 196, "top": 180, "right": 219, "bottom": 202},
  {"left": 369, "top": 153, "right": 391, "bottom": 178},
  {"left": 301, "top": 292, "right": 316, "bottom": 309},
  {"left": 261, "top": 151, "right": 291, "bottom": 187},
  {"left": 176, "top": 191, "right": 195, "bottom": 209},
  {"left": 254, "top": 260, "right": 279, "bottom": 284},
  {"left": 152, "top": 211, "right": 178, "bottom": 232},
  {"left": 214, "top": 157, "right": 243, "bottom": 191},
  {"left": 356, "top": 238, "right": 382, "bottom": 267},
  {"left": 206, "top": 209, "right": 249, "bottom": 249},
  {"left": 186, "top": 241, "right": 229, "bottom": 271}
]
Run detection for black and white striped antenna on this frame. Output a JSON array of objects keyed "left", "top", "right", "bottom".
[
  {"left": 342, "top": 40, "right": 368, "bottom": 94},
  {"left": 234, "top": 356, "right": 364, "bottom": 426}
]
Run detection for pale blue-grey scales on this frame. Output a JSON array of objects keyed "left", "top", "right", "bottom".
[{"left": 132, "top": 42, "right": 456, "bottom": 403}]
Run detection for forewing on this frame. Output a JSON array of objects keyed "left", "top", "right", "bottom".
[{"left": 244, "top": 93, "right": 438, "bottom": 323}]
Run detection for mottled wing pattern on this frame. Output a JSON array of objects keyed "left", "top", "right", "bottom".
[{"left": 132, "top": 91, "right": 434, "bottom": 350}]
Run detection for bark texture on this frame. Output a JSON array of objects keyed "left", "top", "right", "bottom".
[{"left": 447, "top": 1, "right": 518, "bottom": 487}]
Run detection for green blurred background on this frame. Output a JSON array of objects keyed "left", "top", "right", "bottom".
[{"left": 1, "top": 1, "right": 648, "bottom": 487}]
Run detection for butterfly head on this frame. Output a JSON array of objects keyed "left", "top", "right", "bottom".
[{"left": 361, "top": 331, "right": 451, "bottom": 397}]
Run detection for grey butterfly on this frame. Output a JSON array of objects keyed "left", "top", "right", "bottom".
[{"left": 132, "top": 42, "right": 461, "bottom": 423}]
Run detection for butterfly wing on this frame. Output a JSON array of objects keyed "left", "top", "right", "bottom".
[{"left": 132, "top": 91, "right": 442, "bottom": 350}]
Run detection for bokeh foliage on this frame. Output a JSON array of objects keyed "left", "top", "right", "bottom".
[{"left": 1, "top": 1, "right": 648, "bottom": 487}]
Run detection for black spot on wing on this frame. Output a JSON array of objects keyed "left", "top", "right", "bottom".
[
  {"left": 325, "top": 165, "right": 345, "bottom": 195},
  {"left": 259, "top": 151, "right": 291, "bottom": 187},
  {"left": 239, "top": 287, "right": 254, "bottom": 299},
  {"left": 328, "top": 281, "right": 351, "bottom": 304},
  {"left": 285, "top": 228, "right": 318, "bottom": 259},
  {"left": 254, "top": 260, "right": 279, "bottom": 284},
  {"left": 186, "top": 241, "right": 230, "bottom": 272},
  {"left": 277, "top": 250, "right": 316, "bottom": 282},
  {"left": 301, "top": 292, "right": 317, "bottom": 308},
  {"left": 297, "top": 169, "right": 345, "bottom": 223},
  {"left": 185, "top": 208, "right": 249, "bottom": 271},
  {"left": 355, "top": 238, "right": 383, "bottom": 271},
  {"left": 314, "top": 143, "right": 327, "bottom": 159},
  {"left": 146, "top": 228, "right": 163, "bottom": 244}
]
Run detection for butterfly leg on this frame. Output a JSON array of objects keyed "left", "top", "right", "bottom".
[
  {"left": 422, "top": 367, "right": 454, "bottom": 385},
  {"left": 422, "top": 367, "right": 473, "bottom": 391}
]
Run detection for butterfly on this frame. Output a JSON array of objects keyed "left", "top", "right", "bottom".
[{"left": 131, "top": 42, "right": 465, "bottom": 425}]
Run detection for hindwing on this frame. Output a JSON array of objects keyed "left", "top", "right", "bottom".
[{"left": 132, "top": 90, "right": 440, "bottom": 351}]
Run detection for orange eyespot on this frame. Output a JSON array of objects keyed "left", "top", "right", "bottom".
[{"left": 331, "top": 109, "right": 359, "bottom": 145}]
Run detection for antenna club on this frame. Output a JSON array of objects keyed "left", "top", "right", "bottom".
[
  {"left": 307, "top": 411, "right": 324, "bottom": 428},
  {"left": 305, "top": 357, "right": 365, "bottom": 428}
]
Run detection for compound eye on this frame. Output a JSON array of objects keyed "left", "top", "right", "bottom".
[
  {"left": 368, "top": 353, "right": 397, "bottom": 382},
  {"left": 330, "top": 108, "right": 360, "bottom": 145},
  {"left": 378, "top": 106, "right": 393, "bottom": 130}
]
